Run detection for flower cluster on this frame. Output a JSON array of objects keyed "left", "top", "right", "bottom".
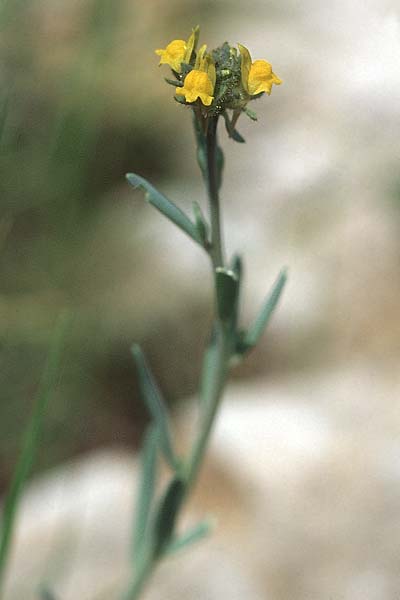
[{"left": 155, "top": 26, "right": 282, "bottom": 126}]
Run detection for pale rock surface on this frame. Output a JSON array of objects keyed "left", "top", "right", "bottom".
[{"left": 3, "top": 361, "right": 400, "bottom": 600}]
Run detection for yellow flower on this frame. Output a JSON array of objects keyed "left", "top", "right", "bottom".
[
  {"left": 155, "top": 28, "right": 198, "bottom": 73},
  {"left": 176, "top": 70, "right": 214, "bottom": 106},
  {"left": 175, "top": 44, "right": 216, "bottom": 106},
  {"left": 238, "top": 43, "right": 282, "bottom": 96}
]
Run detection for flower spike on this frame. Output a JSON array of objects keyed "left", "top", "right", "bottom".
[{"left": 156, "top": 28, "right": 282, "bottom": 126}]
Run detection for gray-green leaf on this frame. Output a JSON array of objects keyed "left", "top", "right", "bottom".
[
  {"left": 242, "top": 268, "right": 287, "bottom": 349},
  {"left": 126, "top": 173, "right": 201, "bottom": 245},
  {"left": 132, "top": 424, "right": 159, "bottom": 561},
  {"left": 166, "top": 519, "right": 214, "bottom": 555},
  {"left": 244, "top": 107, "right": 258, "bottom": 121},
  {"left": 131, "top": 345, "right": 178, "bottom": 472}
]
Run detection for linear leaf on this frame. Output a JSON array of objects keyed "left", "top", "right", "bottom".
[
  {"left": 132, "top": 424, "right": 159, "bottom": 561},
  {"left": 243, "top": 268, "right": 287, "bottom": 349},
  {"left": 166, "top": 519, "right": 214, "bottom": 555},
  {"left": 223, "top": 112, "right": 245, "bottom": 143},
  {"left": 152, "top": 477, "right": 185, "bottom": 558},
  {"left": 0, "top": 312, "right": 70, "bottom": 592},
  {"left": 131, "top": 345, "right": 178, "bottom": 471},
  {"left": 126, "top": 173, "right": 201, "bottom": 245}
]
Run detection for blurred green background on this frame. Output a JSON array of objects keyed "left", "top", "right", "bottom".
[{"left": 0, "top": 0, "right": 219, "bottom": 490}]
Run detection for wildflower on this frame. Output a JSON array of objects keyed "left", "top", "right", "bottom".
[
  {"left": 175, "top": 45, "right": 216, "bottom": 106},
  {"left": 155, "top": 28, "right": 198, "bottom": 73},
  {"left": 238, "top": 43, "right": 282, "bottom": 96}
]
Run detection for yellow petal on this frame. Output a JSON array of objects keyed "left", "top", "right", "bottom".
[
  {"left": 248, "top": 59, "right": 282, "bottom": 95},
  {"left": 195, "top": 44, "right": 207, "bottom": 70},
  {"left": 176, "top": 69, "right": 214, "bottom": 106},
  {"left": 207, "top": 61, "right": 216, "bottom": 89},
  {"left": 184, "top": 25, "right": 199, "bottom": 63},
  {"left": 155, "top": 39, "right": 187, "bottom": 72},
  {"left": 238, "top": 43, "right": 252, "bottom": 93}
]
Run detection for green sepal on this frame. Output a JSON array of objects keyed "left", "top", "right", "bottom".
[
  {"left": 174, "top": 95, "right": 187, "bottom": 104},
  {"left": 165, "top": 77, "right": 183, "bottom": 87},
  {"left": 132, "top": 424, "right": 159, "bottom": 561},
  {"left": 192, "top": 201, "right": 210, "bottom": 247},
  {"left": 215, "top": 267, "right": 239, "bottom": 323},
  {"left": 241, "top": 268, "right": 287, "bottom": 352},
  {"left": 244, "top": 107, "right": 258, "bottom": 121},
  {"left": 131, "top": 344, "right": 179, "bottom": 472},
  {"left": 180, "top": 63, "right": 192, "bottom": 77},
  {"left": 250, "top": 91, "right": 264, "bottom": 100},
  {"left": 166, "top": 519, "right": 214, "bottom": 555},
  {"left": 126, "top": 173, "right": 201, "bottom": 245},
  {"left": 153, "top": 477, "right": 186, "bottom": 558}
]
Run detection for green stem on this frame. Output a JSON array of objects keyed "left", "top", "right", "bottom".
[
  {"left": 205, "top": 116, "right": 224, "bottom": 269},
  {"left": 122, "top": 554, "right": 153, "bottom": 600},
  {"left": 123, "top": 114, "right": 230, "bottom": 599},
  {"left": 185, "top": 323, "right": 231, "bottom": 488},
  {"left": 186, "top": 113, "right": 230, "bottom": 484}
]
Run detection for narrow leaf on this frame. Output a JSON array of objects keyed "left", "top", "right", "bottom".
[
  {"left": 153, "top": 477, "right": 185, "bottom": 558},
  {"left": 132, "top": 424, "right": 159, "bottom": 560},
  {"left": 215, "top": 267, "right": 239, "bottom": 323},
  {"left": 243, "top": 268, "right": 287, "bottom": 349},
  {"left": 131, "top": 345, "right": 178, "bottom": 471},
  {"left": 126, "top": 173, "right": 201, "bottom": 245},
  {"left": 166, "top": 519, "right": 214, "bottom": 555},
  {"left": 0, "top": 312, "right": 70, "bottom": 591},
  {"left": 165, "top": 77, "right": 182, "bottom": 87},
  {"left": 244, "top": 107, "right": 258, "bottom": 121},
  {"left": 223, "top": 112, "right": 246, "bottom": 143}
]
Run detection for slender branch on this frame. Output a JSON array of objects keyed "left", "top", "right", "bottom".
[{"left": 205, "top": 116, "right": 224, "bottom": 269}]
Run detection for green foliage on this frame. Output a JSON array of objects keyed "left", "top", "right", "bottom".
[
  {"left": 166, "top": 519, "right": 214, "bottom": 555},
  {"left": 0, "top": 313, "right": 69, "bottom": 593},
  {"left": 131, "top": 345, "right": 179, "bottom": 472},
  {"left": 241, "top": 268, "right": 288, "bottom": 352},
  {"left": 132, "top": 425, "right": 159, "bottom": 562}
]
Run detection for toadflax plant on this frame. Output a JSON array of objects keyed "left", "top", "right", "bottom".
[{"left": 125, "top": 26, "right": 286, "bottom": 600}]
